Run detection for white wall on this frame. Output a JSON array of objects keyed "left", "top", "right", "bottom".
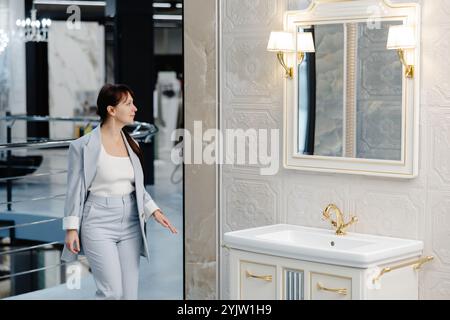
[{"left": 219, "top": 0, "right": 450, "bottom": 300}]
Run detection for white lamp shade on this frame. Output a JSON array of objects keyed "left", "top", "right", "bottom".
[
  {"left": 297, "top": 32, "right": 315, "bottom": 52},
  {"left": 267, "top": 31, "right": 295, "bottom": 52},
  {"left": 387, "top": 25, "right": 416, "bottom": 49}
]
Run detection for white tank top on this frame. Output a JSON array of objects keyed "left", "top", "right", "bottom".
[{"left": 89, "top": 144, "right": 136, "bottom": 196}]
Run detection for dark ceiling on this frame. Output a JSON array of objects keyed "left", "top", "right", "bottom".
[{"left": 31, "top": 0, "right": 182, "bottom": 23}]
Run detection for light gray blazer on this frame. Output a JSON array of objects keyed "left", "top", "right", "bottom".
[{"left": 60, "top": 125, "right": 159, "bottom": 263}]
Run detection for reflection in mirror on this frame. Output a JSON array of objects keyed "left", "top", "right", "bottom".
[{"left": 297, "top": 21, "right": 403, "bottom": 161}]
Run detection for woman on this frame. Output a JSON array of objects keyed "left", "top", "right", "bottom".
[{"left": 61, "top": 83, "right": 177, "bottom": 300}]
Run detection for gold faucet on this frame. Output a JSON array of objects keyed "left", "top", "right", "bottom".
[{"left": 322, "top": 204, "right": 358, "bottom": 236}]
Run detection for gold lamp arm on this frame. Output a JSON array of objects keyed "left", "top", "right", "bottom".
[
  {"left": 396, "top": 49, "right": 414, "bottom": 79},
  {"left": 297, "top": 51, "right": 305, "bottom": 65},
  {"left": 276, "top": 51, "right": 293, "bottom": 79}
]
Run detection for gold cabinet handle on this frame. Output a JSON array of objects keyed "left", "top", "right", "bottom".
[
  {"left": 372, "top": 256, "right": 434, "bottom": 284},
  {"left": 245, "top": 270, "right": 273, "bottom": 282},
  {"left": 316, "top": 282, "right": 348, "bottom": 295}
]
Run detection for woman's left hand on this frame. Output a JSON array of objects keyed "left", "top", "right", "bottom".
[{"left": 153, "top": 209, "right": 178, "bottom": 234}]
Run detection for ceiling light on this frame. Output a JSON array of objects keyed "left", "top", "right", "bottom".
[
  {"left": 153, "top": 3, "right": 172, "bottom": 8},
  {"left": 153, "top": 14, "right": 182, "bottom": 21}
]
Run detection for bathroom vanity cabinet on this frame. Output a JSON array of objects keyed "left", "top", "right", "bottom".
[
  {"left": 229, "top": 248, "right": 422, "bottom": 300},
  {"left": 224, "top": 224, "right": 432, "bottom": 300}
]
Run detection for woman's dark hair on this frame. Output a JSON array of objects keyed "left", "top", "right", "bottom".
[{"left": 96, "top": 83, "right": 144, "bottom": 171}]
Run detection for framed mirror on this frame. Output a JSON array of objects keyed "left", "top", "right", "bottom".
[{"left": 283, "top": 0, "right": 420, "bottom": 178}]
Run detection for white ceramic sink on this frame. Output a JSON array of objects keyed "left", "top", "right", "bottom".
[{"left": 223, "top": 224, "right": 423, "bottom": 268}]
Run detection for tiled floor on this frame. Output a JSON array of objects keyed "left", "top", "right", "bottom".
[{"left": 0, "top": 148, "right": 183, "bottom": 300}]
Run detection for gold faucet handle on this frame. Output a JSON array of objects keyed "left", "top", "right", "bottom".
[
  {"left": 343, "top": 215, "right": 358, "bottom": 229},
  {"left": 348, "top": 215, "right": 358, "bottom": 223}
]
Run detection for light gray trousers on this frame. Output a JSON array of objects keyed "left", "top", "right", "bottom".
[{"left": 80, "top": 191, "right": 143, "bottom": 300}]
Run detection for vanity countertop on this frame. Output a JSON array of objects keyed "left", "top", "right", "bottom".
[{"left": 223, "top": 224, "right": 423, "bottom": 268}]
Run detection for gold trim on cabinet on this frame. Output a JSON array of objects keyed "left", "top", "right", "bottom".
[
  {"left": 239, "top": 259, "right": 277, "bottom": 300},
  {"left": 310, "top": 271, "right": 352, "bottom": 299},
  {"left": 316, "top": 282, "right": 348, "bottom": 295},
  {"left": 372, "top": 256, "right": 434, "bottom": 284},
  {"left": 245, "top": 270, "right": 273, "bottom": 282}
]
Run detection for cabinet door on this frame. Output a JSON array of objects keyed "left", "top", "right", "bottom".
[
  {"left": 240, "top": 261, "right": 277, "bottom": 300},
  {"left": 310, "top": 272, "right": 352, "bottom": 300}
]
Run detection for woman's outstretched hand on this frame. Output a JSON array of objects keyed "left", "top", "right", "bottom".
[{"left": 153, "top": 209, "right": 178, "bottom": 234}]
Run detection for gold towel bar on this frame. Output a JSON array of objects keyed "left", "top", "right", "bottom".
[{"left": 372, "top": 256, "right": 434, "bottom": 284}]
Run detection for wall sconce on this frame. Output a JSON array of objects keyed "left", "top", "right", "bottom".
[
  {"left": 267, "top": 31, "right": 295, "bottom": 79},
  {"left": 297, "top": 32, "right": 315, "bottom": 65},
  {"left": 387, "top": 25, "right": 416, "bottom": 79}
]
